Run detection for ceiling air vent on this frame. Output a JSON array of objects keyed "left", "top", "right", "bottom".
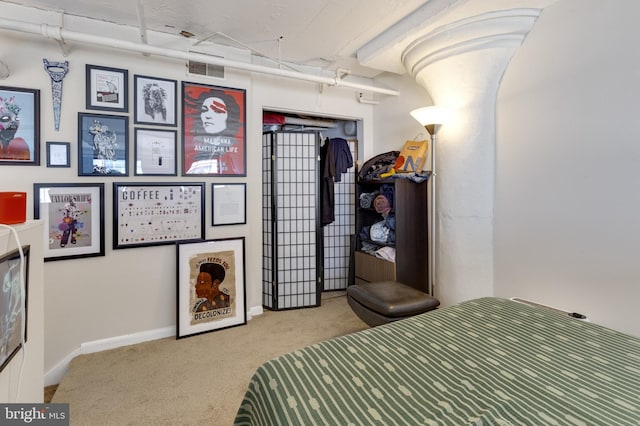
[{"left": 187, "top": 59, "right": 224, "bottom": 79}]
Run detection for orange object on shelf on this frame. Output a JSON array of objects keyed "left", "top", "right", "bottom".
[{"left": 0, "top": 192, "right": 27, "bottom": 224}]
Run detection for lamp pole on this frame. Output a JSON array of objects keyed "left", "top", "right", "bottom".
[
  {"left": 410, "top": 106, "right": 448, "bottom": 297},
  {"left": 426, "top": 124, "right": 439, "bottom": 297}
]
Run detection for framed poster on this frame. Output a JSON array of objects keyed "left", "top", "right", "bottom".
[
  {"left": 0, "top": 86, "right": 40, "bottom": 165},
  {"left": 212, "top": 183, "right": 246, "bottom": 226},
  {"left": 176, "top": 237, "right": 246, "bottom": 339},
  {"left": 134, "top": 75, "right": 177, "bottom": 126},
  {"left": 134, "top": 128, "right": 177, "bottom": 176},
  {"left": 181, "top": 81, "right": 246, "bottom": 176},
  {"left": 46, "top": 141, "right": 70, "bottom": 167},
  {"left": 78, "top": 112, "right": 129, "bottom": 176},
  {"left": 85, "top": 64, "right": 128, "bottom": 112},
  {"left": 0, "top": 245, "right": 29, "bottom": 373},
  {"left": 33, "top": 183, "right": 105, "bottom": 261},
  {"left": 113, "top": 182, "right": 205, "bottom": 249}
]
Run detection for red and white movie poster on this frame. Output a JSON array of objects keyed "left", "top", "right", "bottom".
[{"left": 182, "top": 82, "right": 246, "bottom": 176}]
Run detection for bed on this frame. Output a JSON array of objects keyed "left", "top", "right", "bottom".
[{"left": 234, "top": 297, "right": 640, "bottom": 425}]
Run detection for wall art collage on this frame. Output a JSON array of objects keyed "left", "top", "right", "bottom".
[{"left": 1, "top": 59, "right": 249, "bottom": 337}]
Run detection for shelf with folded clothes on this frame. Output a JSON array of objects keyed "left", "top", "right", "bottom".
[{"left": 354, "top": 176, "right": 428, "bottom": 291}]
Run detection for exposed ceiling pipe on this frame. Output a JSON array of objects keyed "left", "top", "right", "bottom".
[
  {"left": 135, "top": 0, "right": 149, "bottom": 53},
  {"left": 0, "top": 17, "right": 399, "bottom": 97}
]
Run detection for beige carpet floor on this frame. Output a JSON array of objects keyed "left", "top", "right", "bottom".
[{"left": 51, "top": 292, "right": 368, "bottom": 426}]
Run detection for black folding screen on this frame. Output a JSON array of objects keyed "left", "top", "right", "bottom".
[{"left": 262, "top": 132, "right": 355, "bottom": 310}]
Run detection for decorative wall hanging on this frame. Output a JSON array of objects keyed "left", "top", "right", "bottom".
[
  {"left": 113, "top": 182, "right": 205, "bottom": 249},
  {"left": 85, "top": 64, "right": 128, "bottom": 112},
  {"left": 33, "top": 183, "right": 105, "bottom": 261},
  {"left": 134, "top": 128, "right": 177, "bottom": 176},
  {"left": 0, "top": 86, "right": 40, "bottom": 165},
  {"left": 134, "top": 75, "right": 177, "bottom": 127},
  {"left": 181, "top": 81, "right": 246, "bottom": 176},
  {"left": 77, "top": 112, "right": 129, "bottom": 176},
  {"left": 0, "top": 245, "right": 29, "bottom": 373},
  {"left": 176, "top": 237, "right": 246, "bottom": 339},
  {"left": 43, "top": 58, "right": 69, "bottom": 131}
]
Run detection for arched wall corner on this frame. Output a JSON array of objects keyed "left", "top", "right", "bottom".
[{"left": 399, "top": 4, "right": 559, "bottom": 306}]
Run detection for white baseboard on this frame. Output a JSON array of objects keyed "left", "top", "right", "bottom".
[
  {"left": 44, "top": 348, "right": 80, "bottom": 387},
  {"left": 248, "top": 305, "right": 264, "bottom": 319},
  {"left": 80, "top": 326, "right": 176, "bottom": 355},
  {"left": 44, "top": 306, "right": 264, "bottom": 387},
  {"left": 510, "top": 297, "right": 589, "bottom": 321}
]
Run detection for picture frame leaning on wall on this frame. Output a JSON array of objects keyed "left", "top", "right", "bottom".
[{"left": 176, "top": 237, "right": 247, "bottom": 339}]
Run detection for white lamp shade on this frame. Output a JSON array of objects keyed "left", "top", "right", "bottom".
[{"left": 410, "top": 106, "right": 450, "bottom": 126}]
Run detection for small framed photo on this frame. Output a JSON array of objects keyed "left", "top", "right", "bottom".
[
  {"left": 86, "top": 64, "right": 128, "bottom": 112},
  {"left": 181, "top": 81, "right": 246, "bottom": 176},
  {"left": 212, "top": 183, "right": 246, "bottom": 226},
  {"left": 33, "top": 183, "right": 105, "bottom": 261},
  {"left": 177, "top": 237, "right": 246, "bottom": 339},
  {"left": 46, "top": 141, "right": 70, "bottom": 167},
  {"left": 0, "top": 245, "right": 29, "bottom": 373},
  {"left": 134, "top": 128, "right": 177, "bottom": 176},
  {"left": 134, "top": 75, "right": 177, "bottom": 126},
  {"left": 78, "top": 112, "right": 129, "bottom": 176},
  {"left": 0, "top": 85, "right": 40, "bottom": 165},
  {"left": 113, "top": 182, "right": 205, "bottom": 249}
]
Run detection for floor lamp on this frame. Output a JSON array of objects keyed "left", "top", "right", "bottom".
[{"left": 410, "top": 106, "right": 447, "bottom": 297}]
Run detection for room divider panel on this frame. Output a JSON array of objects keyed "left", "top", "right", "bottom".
[
  {"left": 321, "top": 139, "right": 356, "bottom": 291},
  {"left": 262, "top": 131, "right": 322, "bottom": 310}
]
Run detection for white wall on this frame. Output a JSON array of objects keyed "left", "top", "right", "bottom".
[
  {"left": 495, "top": 0, "right": 640, "bottom": 337},
  {"left": 371, "top": 73, "right": 433, "bottom": 155},
  {"left": 0, "top": 4, "right": 381, "bottom": 383}
]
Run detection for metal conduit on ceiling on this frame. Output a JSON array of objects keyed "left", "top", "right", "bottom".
[{"left": 0, "top": 16, "right": 399, "bottom": 97}]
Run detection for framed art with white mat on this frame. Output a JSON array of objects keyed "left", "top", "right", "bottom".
[{"left": 176, "top": 237, "right": 246, "bottom": 339}]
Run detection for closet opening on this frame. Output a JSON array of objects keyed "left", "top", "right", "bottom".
[{"left": 261, "top": 110, "right": 359, "bottom": 310}]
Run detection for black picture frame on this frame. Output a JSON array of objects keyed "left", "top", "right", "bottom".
[
  {"left": 46, "top": 141, "right": 70, "bottom": 167},
  {"left": 134, "top": 75, "right": 177, "bottom": 127},
  {"left": 78, "top": 112, "right": 129, "bottom": 176},
  {"left": 212, "top": 183, "right": 246, "bottom": 226},
  {"left": 181, "top": 81, "right": 246, "bottom": 176},
  {"left": 176, "top": 237, "right": 246, "bottom": 339},
  {"left": 134, "top": 128, "right": 177, "bottom": 176},
  {"left": 33, "top": 183, "right": 105, "bottom": 261},
  {"left": 85, "top": 64, "right": 129, "bottom": 112},
  {"left": 0, "top": 85, "right": 40, "bottom": 165},
  {"left": 0, "top": 245, "right": 29, "bottom": 373},
  {"left": 113, "top": 182, "right": 205, "bottom": 249}
]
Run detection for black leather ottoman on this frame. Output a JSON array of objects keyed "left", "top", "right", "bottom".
[{"left": 347, "top": 281, "right": 440, "bottom": 327}]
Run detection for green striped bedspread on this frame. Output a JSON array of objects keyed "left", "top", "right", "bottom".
[{"left": 234, "top": 297, "right": 640, "bottom": 425}]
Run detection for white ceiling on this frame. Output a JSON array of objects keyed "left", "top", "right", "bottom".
[{"left": 2, "top": 0, "right": 429, "bottom": 77}]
